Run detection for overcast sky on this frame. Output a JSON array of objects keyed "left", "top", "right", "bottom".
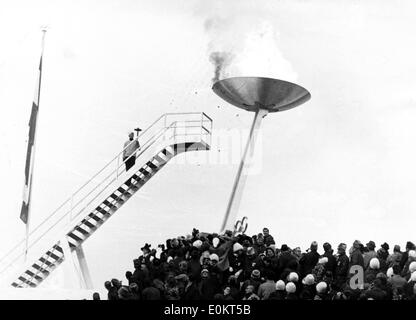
[{"left": 1, "top": 0, "right": 416, "bottom": 295}]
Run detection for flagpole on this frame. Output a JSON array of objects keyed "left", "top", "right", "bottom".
[{"left": 23, "top": 27, "right": 47, "bottom": 261}]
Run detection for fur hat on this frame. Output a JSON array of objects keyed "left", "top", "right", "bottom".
[
  {"left": 275, "top": 280, "right": 286, "bottom": 291},
  {"left": 318, "top": 257, "right": 328, "bottom": 265},
  {"left": 210, "top": 253, "right": 219, "bottom": 262},
  {"left": 233, "top": 242, "right": 244, "bottom": 252},
  {"left": 285, "top": 282, "right": 296, "bottom": 293},
  {"left": 409, "top": 261, "right": 416, "bottom": 273},
  {"left": 287, "top": 272, "right": 299, "bottom": 282},
  {"left": 369, "top": 258, "right": 380, "bottom": 270},
  {"left": 192, "top": 240, "right": 202, "bottom": 249},
  {"left": 386, "top": 267, "right": 394, "bottom": 278},
  {"left": 302, "top": 274, "right": 315, "bottom": 286},
  {"left": 316, "top": 281, "right": 327, "bottom": 294}
]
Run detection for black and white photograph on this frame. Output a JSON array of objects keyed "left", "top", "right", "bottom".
[{"left": 0, "top": 0, "right": 415, "bottom": 311}]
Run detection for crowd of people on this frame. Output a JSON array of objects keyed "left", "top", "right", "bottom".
[{"left": 101, "top": 228, "right": 416, "bottom": 300}]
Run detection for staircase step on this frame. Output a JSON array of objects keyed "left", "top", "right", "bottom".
[
  {"left": 39, "top": 257, "right": 54, "bottom": 267},
  {"left": 146, "top": 161, "right": 158, "bottom": 170},
  {"left": 32, "top": 263, "right": 50, "bottom": 275},
  {"left": 139, "top": 168, "right": 151, "bottom": 176},
  {"left": 88, "top": 213, "right": 103, "bottom": 223},
  {"left": 68, "top": 232, "right": 83, "bottom": 243},
  {"left": 96, "top": 206, "right": 109, "bottom": 216},
  {"left": 81, "top": 219, "right": 96, "bottom": 229},
  {"left": 45, "top": 250, "right": 60, "bottom": 261},
  {"left": 117, "top": 186, "right": 131, "bottom": 194},
  {"left": 74, "top": 226, "right": 89, "bottom": 236},
  {"left": 52, "top": 244, "right": 63, "bottom": 254},
  {"left": 25, "top": 270, "right": 43, "bottom": 282},
  {"left": 103, "top": 200, "right": 117, "bottom": 209}
]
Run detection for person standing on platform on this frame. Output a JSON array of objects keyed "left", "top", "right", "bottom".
[{"left": 123, "top": 130, "right": 141, "bottom": 185}]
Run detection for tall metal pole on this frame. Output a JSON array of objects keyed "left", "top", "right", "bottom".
[
  {"left": 220, "top": 107, "right": 268, "bottom": 233},
  {"left": 23, "top": 28, "right": 47, "bottom": 261}
]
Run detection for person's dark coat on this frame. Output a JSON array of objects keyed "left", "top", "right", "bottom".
[
  {"left": 334, "top": 254, "right": 349, "bottom": 290},
  {"left": 323, "top": 251, "right": 337, "bottom": 275},
  {"left": 299, "top": 250, "right": 320, "bottom": 278},
  {"left": 277, "top": 251, "right": 298, "bottom": 278},
  {"left": 198, "top": 278, "right": 217, "bottom": 300},
  {"left": 349, "top": 249, "right": 364, "bottom": 270}
]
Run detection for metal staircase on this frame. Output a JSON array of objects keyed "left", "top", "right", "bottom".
[{"left": 0, "top": 112, "right": 212, "bottom": 288}]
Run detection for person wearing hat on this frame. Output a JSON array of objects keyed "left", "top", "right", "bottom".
[
  {"left": 241, "top": 269, "right": 262, "bottom": 295},
  {"left": 285, "top": 282, "right": 298, "bottom": 300},
  {"left": 314, "top": 281, "right": 329, "bottom": 300},
  {"left": 334, "top": 243, "right": 349, "bottom": 291},
  {"left": 299, "top": 241, "right": 320, "bottom": 278},
  {"left": 399, "top": 241, "right": 416, "bottom": 272},
  {"left": 322, "top": 242, "right": 336, "bottom": 275},
  {"left": 122, "top": 130, "right": 141, "bottom": 185},
  {"left": 363, "top": 241, "right": 377, "bottom": 270},
  {"left": 377, "top": 242, "right": 390, "bottom": 273},
  {"left": 276, "top": 244, "right": 298, "bottom": 279},
  {"left": 197, "top": 268, "right": 217, "bottom": 300},
  {"left": 388, "top": 265, "right": 407, "bottom": 299},
  {"left": 386, "top": 245, "right": 402, "bottom": 269},
  {"left": 300, "top": 274, "right": 316, "bottom": 300},
  {"left": 268, "top": 280, "right": 286, "bottom": 300},
  {"left": 349, "top": 240, "right": 364, "bottom": 272}
]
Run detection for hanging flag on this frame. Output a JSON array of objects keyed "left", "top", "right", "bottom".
[{"left": 20, "top": 29, "right": 47, "bottom": 225}]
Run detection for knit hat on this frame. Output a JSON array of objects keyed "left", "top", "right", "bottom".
[
  {"left": 409, "top": 250, "right": 416, "bottom": 259},
  {"left": 212, "top": 237, "right": 220, "bottom": 248},
  {"left": 233, "top": 242, "right": 244, "bottom": 252},
  {"left": 285, "top": 282, "right": 296, "bottom": 293},
  {"left": 318, "top": 257, "right": 328, "bottom": 265},
  {"left": 210, "top": 253, "right": 219, "bottom": 262},
  {"left": 288, "top": 272, "right": 299, "bottom": 282},
  {"left": 409, "top": 261, "right": 416, "bottom": 273},
  {"left": 369, "top": 258, "right": 380, "bottom": 270},
  {"left": 201, "top": 268, "right": 209, "bottom": 275},
  {"left": 386, "top": 267, "right": 394, "bottom": 278},
  {"left": 275, "top": 280, "right": 286, "bottom": 291},
  {"left": 316, "top": 281, "right": 327, "bottom": 294},
  {"left": 192, "top": 240, "right": 202, "bottom": 249},
  {"left": 251, "top": 269, "right": 261, "bottom": 279},
  {"left": 302, "top": 274, "right": 315, "bottom": 286},
  {"left": 310, "top": 241, "right": 318, "bottom": 250}
]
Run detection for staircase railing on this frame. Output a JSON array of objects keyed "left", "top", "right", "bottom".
[{"left": 0, "top": 112, "right": 212, "bottom": 284}]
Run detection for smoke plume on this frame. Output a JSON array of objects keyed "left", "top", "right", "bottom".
[{"left": 196, "top": 1, "right": 298, "bottom": 84}]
